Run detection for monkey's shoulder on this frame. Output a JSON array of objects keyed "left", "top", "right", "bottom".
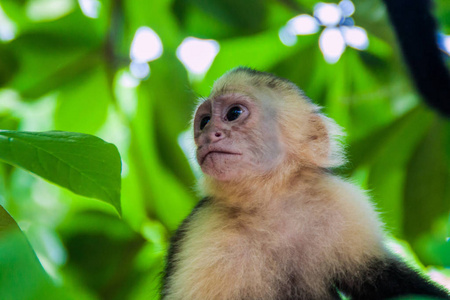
[
  {"left": 176, "top": 177, "right": 384, "bottom": 254},
  {"left": 162, "top": 180, "right": 387, "bottom": 299}
]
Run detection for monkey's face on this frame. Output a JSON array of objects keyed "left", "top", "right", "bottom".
[{"left": 193, "top": 92, "right": 283, "bottom": 182}]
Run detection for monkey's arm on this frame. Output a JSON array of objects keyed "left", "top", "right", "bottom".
[{"left": 335, "top": 256, "right": 450, "bottom": 300}]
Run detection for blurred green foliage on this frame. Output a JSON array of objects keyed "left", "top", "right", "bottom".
[{"left": 0, "top": 0, "right": 449, "bottom": 299}]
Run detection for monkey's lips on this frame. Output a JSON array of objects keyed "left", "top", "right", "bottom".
[{"left": 199, "top": 149, "right": 242, "bottom": 165}]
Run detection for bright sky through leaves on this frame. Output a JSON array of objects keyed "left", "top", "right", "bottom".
[
  {"left": 341, "top": 26, "right": 369, "bottom": 50},
  {"left": 26, "top": 0, "right": 74, "bottom": 22},
  {"left": 438, "top": 34, "right": 450, "bottom": 55},
  {"left": 176, "top": 37, "right": 220, "bottom": 75},
  {"left": 0, "top": 5, "right": 16, "bottom": 41},
  {"left": 130, "top": 27, "right": 163, "bottom": 63},
  {"left": 78, "top": 0, "right": 101, "bottom": 19},
  {"left": 314, "top": 3, "right": 342, "bottom": 27},
  {"left": 130, "top": 61, "right": 150, "bottom": 79},
  {"left": 338, "top": 0, "right": 355, "bottom": 17},
  {"left": 320, "top": 28, "right": 346, "bottom": 63},
  {"left": 279, "top": 0, "right": 369, "bottom": 64},
  {"left": 288, "top": 15, "right": 319, "bottom": 35}
]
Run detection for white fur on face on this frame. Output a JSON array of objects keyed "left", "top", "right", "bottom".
[{"left": 193, "top": 91, "right": 284, "bottom": 182}]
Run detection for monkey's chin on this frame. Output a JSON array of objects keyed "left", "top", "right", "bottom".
[
  {"left": 202, "top": 169, "right": 242, "bottom": 182},
  {"left": 200, "top": 154, "right": 245, "bottom": 182}
]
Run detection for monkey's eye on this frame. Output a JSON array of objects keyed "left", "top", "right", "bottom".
[
  {"left": 226, "top": 106, "right": 243, "bottom": 121},
  {"left": 199, "top": 116, "right": 210, "bottom": 130}
]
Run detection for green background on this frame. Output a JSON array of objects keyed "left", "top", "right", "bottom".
[{"left": 0, "top": 0, "right": 450, "bottom": 299}]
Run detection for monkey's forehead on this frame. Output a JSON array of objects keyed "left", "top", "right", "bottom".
[
  {"left": 209, "top": 87, "right": 258, "bottom": 101},
  {"left": 212, "top": 69, "right": 301, "bottom": 96},
  {"left": 199, "top": 69, "right": 314, "bottom": 111}
]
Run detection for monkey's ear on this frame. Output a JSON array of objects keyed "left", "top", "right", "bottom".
[{"left": 305, "top": 114, "right": 331, "bottom": 167}]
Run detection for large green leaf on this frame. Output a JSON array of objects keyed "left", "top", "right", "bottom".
[
  {"left": 345, "top": 107, "right": 434, "bottom": 232},
  {"left": 198, "top": 30, "right": 314, "bottom": 96},
  {"left": 0, "top": 205, "right": 71, "bottom": 300},
  {"left": 54, "top": 67, "right": 111, "bottom": 135},
  {"left": 130, "top": 86, "right": 195, "bottom": 231},
  {"left": 5, "top": 8, "right": 107, "bottom": 100},
  {"left": 0, "top": 131, "right": 122, "bottom": 215},
  {"left": 172, "top": 0, "right": 267, "bottom": 38},
  {"left": 346, "top": 106, "right": 434, "bottom": 173},
  {"left": 404, "top": 117, "right": 450, "bottom": 242}
]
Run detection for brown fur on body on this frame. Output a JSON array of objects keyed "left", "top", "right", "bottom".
[{"left": 161, "top": 68, "right": 448, "bottom": 300}]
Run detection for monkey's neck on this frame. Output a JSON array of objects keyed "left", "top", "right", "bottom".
[{"left": 201, "top": 165, "right": 326, "bottom": 208}]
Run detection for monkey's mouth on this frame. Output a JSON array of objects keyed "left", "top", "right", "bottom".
[{"left": 201, "top": 151, "right": 241, "bottom": 164}]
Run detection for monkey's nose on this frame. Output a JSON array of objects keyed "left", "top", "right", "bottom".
[{"left": 210, "top": 131, "right": 224, "bottom": 142}]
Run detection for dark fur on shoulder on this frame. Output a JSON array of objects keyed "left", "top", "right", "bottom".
[{"left": 336, "top": 256, "right": 449, "bottom": 299}]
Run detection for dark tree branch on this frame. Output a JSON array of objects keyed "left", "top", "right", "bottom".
[{"left": 383, "top": 0, "right": 450, "bottom": 116}]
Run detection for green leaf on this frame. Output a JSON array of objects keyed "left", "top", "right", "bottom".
[
  {"left": 0, "top": 131, "right": 122, "bottom": 215},
  {"left": 0, "top": 44, "right": 19, "bottom": 87},
  {"left": 131, "top": 86, "right": 195, "bottom": 230},
  {"left": 190, "top": 0, "right": 267, "bottom": 32},
  {"left": 0, "top": 205, "right": 72, "bottom": 300},
  {"left": 347, "top": 106, "right": 434, "bottom": 173},
  {"left": 54, "top": 67, "right": 111, "bottom": 135},
  {"left": 0, "top": 204, "right": 16, "bottom": 234},
  {"left": 198, "top": 30, "right": 314, "bottom": 96},
  {"left": 345, "top": 107, "right": 434, "bottom": 233},
  {"left": 404, "top": 117, "right": 450, "bottom": 242}
]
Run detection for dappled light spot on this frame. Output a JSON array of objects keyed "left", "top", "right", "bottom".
[
  {"left": 118, "top": 70, "right": 140, "bottom": 88},
  {"left": 341, "top": 26, "right": 369, "bottom": 50},
  {"left": 26, "top": 0, "right": 74, "bottom": 22},
  {"left": 437, "top": 34, "right": 450, "bottom": 55},
  {"left": 130, "top": 27, "right": 163, "bottom": 63},
  {"left": 0, "top": 5, "right": 16, "bottom": 42},
  {"left": 78, "top": 0, "right": 101, "bottom": 19},
  {"left": 279, "top": 0, "right": 368, "bottom": 64},
  {"left": 314, "top": 3, "right": 342, "bottom": 27},
  {"left": 319, "top": 28, "right": 346, "bottom": 64},
  {"left": 338, "top": 0, "right": 355, "bottom": 17},
  {"left": 129, "top": 61, "right": 150, "bottom": 80},
  {"left": 444, "top": 37, "right": 450, "bottom": 54},
  {"left": 340, "top": 17, "right": 354, "bottom": 26},
  {"left": 22, "top": 200, "right": 66, "bottom": 278},
  {"left": 176, "top": 37, "right": 220, "bottom": 76},
  {"left": 278, "top": 25, "right": 298, "bottom": 46},
  {"left": 178, "top": 129, "right": 202, "bottom": 178},
  {"left": 115, "top": 69, "right": 139, "bottom": 118},
  {"left": 288, "top": 15, "right": 319, "bottom": 36}
]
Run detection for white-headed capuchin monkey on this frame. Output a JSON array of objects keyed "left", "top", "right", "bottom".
[{"left": 161, "top": 67, "right": 450, "bottom": 299}]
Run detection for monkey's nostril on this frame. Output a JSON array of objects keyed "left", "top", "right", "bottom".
[{"left": 215, "top": 132, "right": 222, "bottom": 137}]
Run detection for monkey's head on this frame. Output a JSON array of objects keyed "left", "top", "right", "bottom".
[{"left": 193, "top": 68, "right": 344, "bottom": 183}]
